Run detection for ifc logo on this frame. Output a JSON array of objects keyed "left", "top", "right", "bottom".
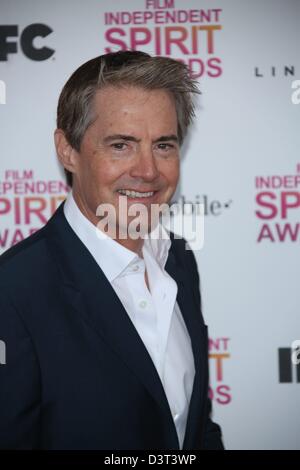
[{"left": 0, "top": 23, "right": 54, "bottom": 61}]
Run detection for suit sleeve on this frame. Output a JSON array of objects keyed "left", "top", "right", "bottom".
[
  {"left": 0, "top": 290, "right": 41, "bottom": 449},
  {"left": 186, "top": 247, "right": 225, "bottom": 450}
]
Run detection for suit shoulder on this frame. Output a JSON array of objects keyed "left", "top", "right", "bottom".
[
  {"left": 0, "top": 225, "right": 50, "bottom": 285},
  {"left": 0, "top": 225, "right": 47, "bottom": 266}
]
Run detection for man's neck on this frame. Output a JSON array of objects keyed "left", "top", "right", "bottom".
[{"left": 113, "top": 236, "right": 144, "bottom": 257}]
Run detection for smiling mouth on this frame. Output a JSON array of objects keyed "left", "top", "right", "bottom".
[{"left": 117, "top": 189, "right": 157, "bottom": 198}]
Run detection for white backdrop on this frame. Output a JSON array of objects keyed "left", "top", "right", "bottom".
[{"left": 0, "top": 0, "right": 299, "bottom": 450}]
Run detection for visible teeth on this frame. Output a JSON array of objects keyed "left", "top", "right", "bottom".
[{"left": 117, "top": 189, "right": 154, "bottom": 198}]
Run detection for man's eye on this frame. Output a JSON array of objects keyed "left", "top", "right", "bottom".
[
  {"left": 157, "top": 143, "right": 174, "bottom": 150},
  {"left": 112, "top": 142, "right": 127, "bottom": 150}
]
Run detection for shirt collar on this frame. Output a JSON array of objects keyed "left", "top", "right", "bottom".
[
  {"left": 143, "top": 220, "right": 172, "bottom": 270},
  {"left": 63, "top": 191, "right": 172, "bottom": 282}
]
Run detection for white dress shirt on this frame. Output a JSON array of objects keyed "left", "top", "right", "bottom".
[{"left": 63, "top": 192, "right": 195, "bottom": 449}]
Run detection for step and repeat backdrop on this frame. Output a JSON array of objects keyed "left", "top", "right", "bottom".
[{"left": 0, "top": 0, "right": 299, "bottom": 450}]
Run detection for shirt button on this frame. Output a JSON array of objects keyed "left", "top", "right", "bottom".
[
  {"left": 132, "top": 265, "right": 139, "bottom": 272},
  {"left": 139, "top": 300, "right": 147, "bottom": 309}
]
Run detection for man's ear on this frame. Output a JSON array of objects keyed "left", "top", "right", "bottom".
[{"left": 54, "top": 129, "right": 78, "bottom": 175}]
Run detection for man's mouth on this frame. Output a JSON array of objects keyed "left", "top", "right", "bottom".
[{"left": 117, "top": 189, "right": 157, "bottom": 199}]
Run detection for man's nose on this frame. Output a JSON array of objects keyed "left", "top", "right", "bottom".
[{"left": 129, "top": 148, "right": 160, "bottom": 182}]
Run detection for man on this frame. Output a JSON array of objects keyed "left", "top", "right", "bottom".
[{"left": 0, "top": 51, "right": 223, "bottom": 450}]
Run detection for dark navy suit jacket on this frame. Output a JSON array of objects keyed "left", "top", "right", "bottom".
[{"left": 0, "top": 202, "right": 223, "bottom": 450}]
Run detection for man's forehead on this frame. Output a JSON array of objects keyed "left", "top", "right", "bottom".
[
  {"left": 93, "top": 85, "right": 176, "bottom": 107},
  {"left": 89, "top": 86, "right": 178, "bottom": 136}
]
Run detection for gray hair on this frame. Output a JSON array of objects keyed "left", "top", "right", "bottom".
[{"left": 56, "top": 51, "right": 200, "bottom": 186}]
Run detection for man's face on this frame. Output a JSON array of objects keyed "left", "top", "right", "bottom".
[{"left": 70, "top": 85, "right": 180, "bottom": 241}]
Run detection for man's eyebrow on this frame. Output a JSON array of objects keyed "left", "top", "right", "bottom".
[
  {"left": 103, "top": 134, "right": 141, "bottom": 144},
  {"left": 103, "top": 134, "right": 179, "bottom": 144},
  {"left": 153, "top": 135, "right": 179, "bottom": 144}
]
